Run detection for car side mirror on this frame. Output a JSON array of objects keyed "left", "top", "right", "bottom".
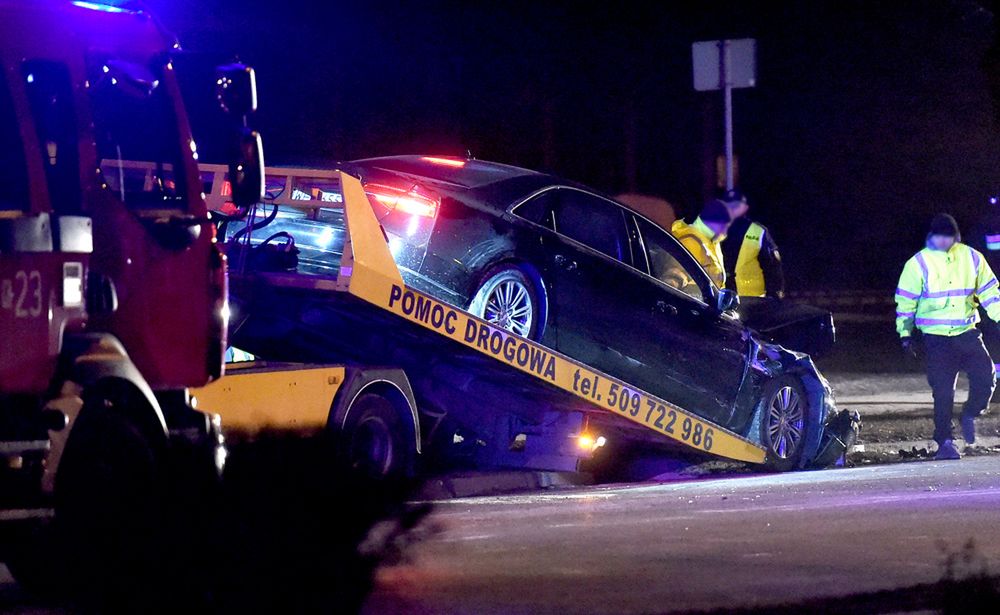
[
  {"left": 717, "top": 288, "right": 740, "bottom": 313},
  {"left": 216, "top": 63, "right": 264, "bottom": 210},
  {"left": 229, "top": 129, "right": 264, "bottom": 210},
  {"left": 215, "top": 63, "right": 257, "bottom": 116}
]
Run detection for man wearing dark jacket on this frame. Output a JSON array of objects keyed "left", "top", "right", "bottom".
[{"left": 720, "top": 190, "right": 786, "bottom": 298}]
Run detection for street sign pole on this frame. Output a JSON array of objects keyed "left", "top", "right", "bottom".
[
  {"left": 693, "top": 38, "right": 756, "bottom": 193},
  {"left": 720, "top": 40, "right": 734, "bottom": 191}
]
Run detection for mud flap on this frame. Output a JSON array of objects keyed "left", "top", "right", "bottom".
[{"left": 807, "top": 409, "right": 861, "bottom": 468}]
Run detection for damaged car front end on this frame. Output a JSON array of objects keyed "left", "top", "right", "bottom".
[{"left": 749, "top": 337, "right": 860, "bottom": 470}]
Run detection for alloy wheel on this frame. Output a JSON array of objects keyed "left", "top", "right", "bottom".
[
  {"left": 480, "top": 276, "right": 534, "bottom": 337},
  {"left": 767, "top": 386, "right": 804, "bottom": 459}
]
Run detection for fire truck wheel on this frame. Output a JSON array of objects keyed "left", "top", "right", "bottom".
[
  {"left": 344, "top": 393, "right": 415, "bottom": 479},
  {"left": 54, "top": 384, "right": 167, "bottom": 602}
]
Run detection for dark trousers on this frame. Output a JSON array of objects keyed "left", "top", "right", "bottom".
[{"left": 924, "top": 330, "right": 997, "bottom": 444}]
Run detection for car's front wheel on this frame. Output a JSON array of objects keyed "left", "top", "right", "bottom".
[
  {"left": 760, "top": 376, "right": 810, "bottom": 472},
  {"left": 469, "top": 264, "right": 544, "bottom": 340}
]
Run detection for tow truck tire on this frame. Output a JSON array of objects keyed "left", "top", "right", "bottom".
[
  {"left": 54, "top": 384, "right": 166, "bottom": 604},
  {"left": 469, "top": 264, "right": 545, "bottom": 341},
  {"left": 759, "top": 376, "right": 810, "bottom": 472},
  {"left": 343, "top": 393, "right": 415, "bottom": 479}
]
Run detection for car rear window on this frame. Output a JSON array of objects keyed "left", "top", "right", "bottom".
[{"left": 357, "top": 157, "right": 531, "bottom": 189}]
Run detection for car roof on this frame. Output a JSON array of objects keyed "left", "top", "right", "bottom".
[
  {"left": 347, "top": 154, "right": 617, "bottom": 213},
  {"left": 349, "top": 155, "right": 545, "bottom": 190}
]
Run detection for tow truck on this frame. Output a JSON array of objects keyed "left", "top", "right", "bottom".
[
  {"left": 192, "top": 164, "right": 859, "bottom": 478},
  {"left": 0, "top": 0, "right": 264, "bottom": 591}
]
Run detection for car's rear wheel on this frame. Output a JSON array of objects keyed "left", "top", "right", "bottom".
[
  {"left": 760, "top": 376, "right": 809, "bottom": 472},
  {"left": 469, "top": 264, "right": 544, "bottom": 340}
]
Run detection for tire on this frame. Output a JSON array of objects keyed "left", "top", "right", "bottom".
[
  {"left": 468, "top": 264, "right": 544, "bottom": 340},
  {"left": 343, "top": 393, "right": 415, "bottom": 479},
  {"left": 54, "top": 385, "right": 167, "bottom": 605},
  {"left": 759, "top": 376, "right": 810, "bottom": 472}
]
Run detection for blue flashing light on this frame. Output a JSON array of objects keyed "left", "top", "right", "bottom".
[{"left": 71, "top": 2, "right": 130, "bottom": 13}]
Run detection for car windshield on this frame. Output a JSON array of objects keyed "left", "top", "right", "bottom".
[{"left": 88, "top": 58, "right": 188, "bottom": 212}]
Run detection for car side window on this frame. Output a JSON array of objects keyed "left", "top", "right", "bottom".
[
  {"left": 633, "top": 215, "right": 707, "bottom": 303},
  {"left": 513, "top": 189, "right": 556, "bottom": 230},
  {"left": 551, "top": 190, "right": 630, "bottom": 264}
]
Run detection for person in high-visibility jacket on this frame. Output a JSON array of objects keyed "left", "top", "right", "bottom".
[
  {"left": 671, "top": 199, "right": 731, "bottom": 288},
  {"left": 896, "top": 213, "right": 1000, "bottom": 460},
  {"left": 720, "top": 190, "right": 786, "bottom": 298}
]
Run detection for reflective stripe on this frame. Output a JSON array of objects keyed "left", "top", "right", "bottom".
[
  {"left": 915, "top": 253, "right": 929, "bottom": 294},
  {"left": 987, "top": 234, "right": 1000, "bottom": 243},
  {"left": 896, "top": 311, "right": 916, "bottom": 317},
  {"left": 980, "top": 278, "right": 999, "bottom": 293},
  {"left": 895, "top": 287, "right": 920, "bottom": 299},
  {"left": 915, "top": 316, "right": 977, "bottom": 326},
  {"left": 924, "top": 288, "right": 974, "bottom": 298},
  {"left": 972, "top": 249, "right": 982, "bottom": 274},
  {"left": 982, "top": 296, "right": 1000, "bottom": 309}
]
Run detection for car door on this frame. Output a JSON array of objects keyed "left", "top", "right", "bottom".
[
  {"left": 515, "top": 187, "right": 644, "bottom": 380},
  {"left": 628, "top": 213, "right": 750, "bottom": 426}
]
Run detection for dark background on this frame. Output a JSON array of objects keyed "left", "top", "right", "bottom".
[{"left": 149, "top": 0, "right": 1000, "bottom": 291}]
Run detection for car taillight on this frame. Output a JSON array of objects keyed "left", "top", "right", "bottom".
[
  {"left": 364, "top": 183, "right": 439, "bottom": 218},
  {"left": 421, "top": 156, "right": 466, "bottom": 168}
]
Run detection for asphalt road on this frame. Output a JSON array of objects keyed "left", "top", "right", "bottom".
[{"left": 366, "top": 457, "right": 1000, "bottom": 614}]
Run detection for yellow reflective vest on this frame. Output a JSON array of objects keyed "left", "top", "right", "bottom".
[
  {"left": 734, "top": 221, "right": 767, "bottom": 297},
  {"left": 895, "top": 242, "right": 1000, "bottom": 337},
  {"left": 672, "top": 217, "right": 725, "bottom": 288}
]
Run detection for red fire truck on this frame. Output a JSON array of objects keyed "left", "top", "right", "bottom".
[{"left": 0, "top": 0, "right": 262, "bottom": 591}]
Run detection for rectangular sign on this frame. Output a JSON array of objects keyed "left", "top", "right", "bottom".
[{"left": 692, "top": 38, "right": 757, "bottom": 91}]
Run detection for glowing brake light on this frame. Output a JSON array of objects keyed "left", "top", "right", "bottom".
[
  {"left": 364, "top": 183, "right": 439, "bottom": 218},
  {"left": 421, "top": 156, "right": 466, "bottom": 168}
]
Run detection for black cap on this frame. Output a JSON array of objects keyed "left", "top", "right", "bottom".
[
  {"left": 929, "top": 213, "right": 960, "bottom": 237},
  {"left": 700, "top": 199, "right": 731, "bottom": 224},
  {"left": 720, "top": 188, "right": 747, "bottom": 205}
]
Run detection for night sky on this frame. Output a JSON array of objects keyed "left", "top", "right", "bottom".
[{"left": 149, "top": 0, "right": 1000, "bottom": 291}]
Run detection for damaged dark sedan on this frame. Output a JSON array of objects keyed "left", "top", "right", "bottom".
[{"left": 230, "top": 155, "right": 854, "bottom": 469}]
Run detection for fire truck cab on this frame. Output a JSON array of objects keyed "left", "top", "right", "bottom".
[{"left": 0, "top": 0, "right": 261, "bottom": 591}]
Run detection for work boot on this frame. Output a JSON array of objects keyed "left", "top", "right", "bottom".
[
  {"left": 960, "top": 415, "right": 976, "bottom": 446},
  {"left": 961, "top": 415, "right": 976, "bottom": 446},
  {"left": 935, "top": 439, "right": 962, "bottom": 460}
]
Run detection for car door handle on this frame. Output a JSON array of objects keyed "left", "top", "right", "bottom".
[
  {"left": 656, "top": 300, "right": 678, "bottom": 316},
  {"left": 554, "top": 254, "right": 577, "bottom": 271}
]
